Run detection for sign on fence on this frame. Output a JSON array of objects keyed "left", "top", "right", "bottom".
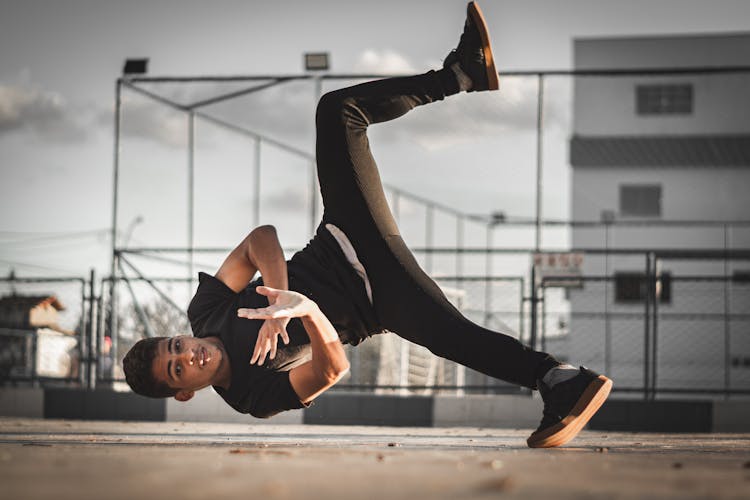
[{"left": 534, "top": 252, "right": 584, "bottom": 288}]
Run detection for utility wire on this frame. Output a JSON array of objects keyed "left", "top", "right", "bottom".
[
  {"left": 0, "top": 257, "right": 81, "bottom": 275},
  {"left": 0, "top": 229, "right": 110, "bottom": 245}
]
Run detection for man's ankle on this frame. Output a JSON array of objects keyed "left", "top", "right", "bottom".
[
  {"left": 542, "top": 364, "right": 579, "bottom": 388},
  {"left": 450, "top": 63, "right": 474, "bottom": 92},
  {"left": 435, "top": 67, "right": 461, "bottom": 96},
  {"left": 534, "top": 357, "right": 564, "bottom": 388}
]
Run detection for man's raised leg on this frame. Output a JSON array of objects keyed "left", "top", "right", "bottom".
[{"left": 314, "top": 1, "right": 611, "bottom": 448}]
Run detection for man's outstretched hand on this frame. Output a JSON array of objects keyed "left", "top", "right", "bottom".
[{"left": 237, "top": 286, "right": 317, "bottom": 365}]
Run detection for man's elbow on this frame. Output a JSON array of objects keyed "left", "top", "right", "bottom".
[
  {"left": 245, "top": 225, "right": 279, "bottom": 264},
  {"left": 317, "top": 360, "right": 350, "bottom": 385},
  {"left": 249, "top": 224, "right": 277, "bottom": 241},
  {"left": 333, "top": 360, "right": 351, "bottom": 381}
]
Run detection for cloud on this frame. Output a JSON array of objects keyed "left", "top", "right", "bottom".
[
  {"left": 0, "top": 83, "right": 89, "bottom": 142},
  {"left": 262, "top": 186, "right": 309, "bottom": 213},
  {"left": 114, "top": 97, "right": 192, "bottom": 149},
  {"left": 107, "top": 80, "right": 313, "bottom": 151},
  {"left": 353, "top": 49, "right": 418, "bottom": 74}
]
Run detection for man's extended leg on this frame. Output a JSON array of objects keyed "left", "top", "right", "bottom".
[{"left": 315, "top": 2, "right": 611, "bottom": 447}]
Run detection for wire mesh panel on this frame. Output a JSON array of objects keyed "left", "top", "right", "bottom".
[
  {"left": 656, "top": 278, "right": 727, "bottom": 392},
  {"left": 560, "top": 278, "right": 647, "bottom": 390}
]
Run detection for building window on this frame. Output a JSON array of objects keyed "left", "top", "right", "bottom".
[
  {"left": 636, "top": 84, "right": 693, "bottom": 115},
  {"left": 615, "top": 272, "right": 672, "bottom": 304},
  {"left": 620, "top": 184, "right": 662, "bottom": 217}
]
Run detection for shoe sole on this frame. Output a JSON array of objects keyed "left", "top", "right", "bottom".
[
  {"left": 526, "top": 375, "right": 613, "bottom": 449},
  {"left": 467, "top": 1, "right": 500, "bottom": 91}
]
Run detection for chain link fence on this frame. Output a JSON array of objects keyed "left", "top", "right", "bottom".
[{"left": 3, "top": 264, "right": 748, "bottom": 400}]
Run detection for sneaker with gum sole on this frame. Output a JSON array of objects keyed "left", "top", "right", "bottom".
[
  {"left": 443, "top": 1, "right": 500, "bottom": 92},
  {"left": 527, "top": 366, "right": 613, "bottom": 448}
]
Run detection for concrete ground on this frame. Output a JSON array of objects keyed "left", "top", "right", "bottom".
[{"left": 1, "top": 418, "right": 749, "bottom": 500}]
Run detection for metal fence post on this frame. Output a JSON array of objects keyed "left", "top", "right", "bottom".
[
  {"left": 535, "top": 73, "right": 544, "bottom": 252},
  {"left": 484, "top": 224, "right": 493, "bottom": 327},
  {"left": 87, "top": 269, "right": 96, "bottom": 389},
  {"left": 425, "top": 205, "right": 434, "bottom": 273},
  {"left": 541, "top": 281, "right": 547, "bottom": 352},
  {"left": 604, "top": 222, "right": 611, "bottom": 376},
  {"left": 96, "top": 280, "right": 107, "bottom": 384},
  {"left": 651, "top": 254, "right": 659, "bottom": 401},
  {"left": 109, "top": 79, "right": 122, "bottom": 378},
  {"left": 79, "top": 276, "right": 87, "bottom": 388},
  {"left": 643, "top": 252, "right": 651, "bottom": 400},
  {"left": 724, "top": 223, "right": 731, "bottom": 398},
  {"left": 530, "top": 264, "right": 538, "bottom": 351},
  {"left": 188, "top": 111, "right": 195, "bottom": 297},
  {"left": 456, "top": 217, "right": 464, "bottom": 279},
  {"left": 254, "top": 138, "right": 262, "bottom": 227},
  {"left": 519, "top": 277, "right": 526, "bottom": 345}
]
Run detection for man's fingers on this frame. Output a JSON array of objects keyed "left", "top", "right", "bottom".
[
  {"left": 250, "top": 338, "right": 261, "bottom": 364},
  {"left": 280, "top": 327, "right": 290, "bottom": 345},
  {"left": 269, "top": 334, "right": 278, "bottom": 361},
  {"left": 238, "top": 307, "right": 294, "bottom": 320},
  {"left": 249, "top": 320, "right": 290, "bottom": 365},
  {"left": 238, "top": 307, "right": 267, "bottom": 319},
  {"left": 254, "top": 285, "right": 280, "bottom": 298},
  {"left": 258, "top": 338, "right": 272, "bottom": 365},
  {"left": 252, "top": 337, "right": 269, "bottom": 365}
]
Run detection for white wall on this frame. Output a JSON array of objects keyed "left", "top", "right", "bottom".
[{"left": 574, "top": 34, "right": 750, "bottom": 136}]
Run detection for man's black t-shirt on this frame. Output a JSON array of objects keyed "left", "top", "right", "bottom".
[{"left": 187, "top": 225, "right": 380, "bottom": 418}]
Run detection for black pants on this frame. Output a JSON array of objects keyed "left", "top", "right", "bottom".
[{"left": 315, "top": 70, "right": 558, "bottom": 389}]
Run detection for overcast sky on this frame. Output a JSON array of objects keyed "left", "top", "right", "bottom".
[{"left": 2, "top": 0, "right": 750, "bottom": 281}]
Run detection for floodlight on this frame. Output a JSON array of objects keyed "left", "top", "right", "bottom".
[
  {"left": 490, "top": 211, "right": 506, "bottom": 225},
  {"left": 123, "top": 58, "right": 149, "bottom": 75},
  {"left": 305, "top": 52, "right": 329, "bottom": 71}
]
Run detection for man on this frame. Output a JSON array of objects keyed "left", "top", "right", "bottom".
[{"left": 124, "top": 2, "right": 612, "bottom": 449}]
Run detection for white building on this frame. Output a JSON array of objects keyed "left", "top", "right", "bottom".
[{"left": 568, "top": 33, "right": 750, "bottom": 396}]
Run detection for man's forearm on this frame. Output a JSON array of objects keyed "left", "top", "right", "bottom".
[
  {"left": 247, "top": 225, "right": 288, "bottom": 301},
  {"left": 301, "top": 304, "right": 350, "bottom": 383}
]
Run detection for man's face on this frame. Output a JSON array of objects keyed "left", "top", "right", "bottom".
[{"left": 151, "top": 335, "right": 226, "bottom": 400}]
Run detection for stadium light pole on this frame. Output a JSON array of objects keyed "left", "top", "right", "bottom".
[
  {"left": 111, "top": 59, "right": 149, "bottom": 368},
  {"left": 123, "top": 215, "right": 144, "bottom": 248}
]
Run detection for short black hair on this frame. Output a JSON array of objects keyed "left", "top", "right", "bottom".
[{"left": 123, "top": 337, "right": 177, "bottom": 398}]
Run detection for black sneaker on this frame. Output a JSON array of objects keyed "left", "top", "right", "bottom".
[
  {"left": 526, "top": 366, "right": 613, "bottom": 448},
  {"left": 443, "top": 1, "right": 500, "bottom": 92}
]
